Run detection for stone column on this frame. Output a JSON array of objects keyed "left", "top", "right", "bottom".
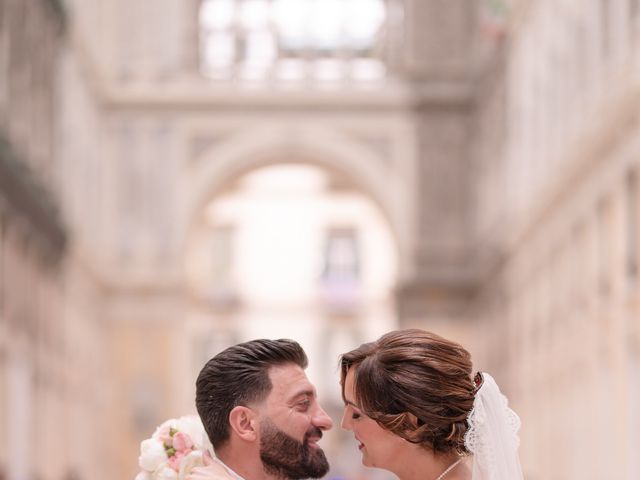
[
  {"left": 395, "top": 0, "right": 477, "bottom": 323},
  {"left": 182, "top": 0, "right": 202, "bottom": 75}
]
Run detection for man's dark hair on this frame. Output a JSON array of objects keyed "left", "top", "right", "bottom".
[{"left": 196, "top": 338, "right": 308, "bottom": 449}]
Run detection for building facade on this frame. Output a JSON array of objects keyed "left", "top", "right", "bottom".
[
  {"left": 0, "top": 1, "right": 110, "bottom": 479},
  {"left": 471, "top": 1, "right": 640, "bottom": 479},
  {"left": 2, "top": 0, "right": 640, "bottom": 479}
]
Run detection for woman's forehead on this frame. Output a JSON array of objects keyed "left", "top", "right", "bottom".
[{"left": 342, "top": 368, "right": 357, "bottom": 401}]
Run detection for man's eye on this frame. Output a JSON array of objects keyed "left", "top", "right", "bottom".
[{"left": 297, "top": 399, "right": 311, "bottom": 410}]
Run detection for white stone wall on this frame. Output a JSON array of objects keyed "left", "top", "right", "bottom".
[
  {"left": 472, "top": 0, "right": 640, "bottom": 478},
  {"left": 0, "top": 2, "right": 106, "bottom": 480}
]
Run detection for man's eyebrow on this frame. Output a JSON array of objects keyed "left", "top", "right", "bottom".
[{"left": 288, "top": 388, "right": 315, "bottom": 402}]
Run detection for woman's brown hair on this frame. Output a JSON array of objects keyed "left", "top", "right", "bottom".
[{"left": 340, "top": 329, "right": 475, "bottom": 454}]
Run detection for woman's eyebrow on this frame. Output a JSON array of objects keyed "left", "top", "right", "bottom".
[{"left": 344, "top": 399, "right": 360, "bottom": 408}]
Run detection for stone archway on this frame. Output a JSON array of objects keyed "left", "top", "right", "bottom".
[{"left": 181, "top": 122, "right": 417, "bottom": 281}]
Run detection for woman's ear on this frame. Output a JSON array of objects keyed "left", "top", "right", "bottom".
[{"left": 228, "top": 406, "right": 258, "bottom": 442}]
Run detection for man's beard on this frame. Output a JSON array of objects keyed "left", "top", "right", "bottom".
[{"left": 259, "top": 420, "right": 330, "bottom": 479}]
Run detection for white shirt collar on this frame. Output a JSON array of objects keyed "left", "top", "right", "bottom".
[{"left": 213, "top": 456, "right": 247, "bottom": 480}]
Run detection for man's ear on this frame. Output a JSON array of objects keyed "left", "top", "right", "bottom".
[{"left": 229, "top": 406, "right": 258, "bottom": 442}]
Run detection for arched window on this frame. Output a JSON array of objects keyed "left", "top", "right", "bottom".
[{"left": 198, "top": 0, "right": 392, "bottom": 84}]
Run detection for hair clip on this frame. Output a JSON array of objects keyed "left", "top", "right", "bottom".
[{"left": 472, "top": 371, "right": 484, "bottom": 394}]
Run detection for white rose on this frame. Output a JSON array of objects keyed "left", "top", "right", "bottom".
[
  {"left": 139, "top": 439, "right": 168, "bottom": 471},
  {"left": 153, "top": 419, "right": 176, "bottom": 439},
  {"left": 134, "top": 472, "right": 152, "bottom": 480},
  {"left": 154, "top": 466, "right": 178, "bottom": 480},
  {"left": 178, "top": 451, "right": 204, "bottom": 480},
  {"left": 175, "top": 416, "right": 205, "bottom": 447}
]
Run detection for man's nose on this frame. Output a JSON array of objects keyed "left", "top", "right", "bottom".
[{"left": 312, "top": 404, "right": 334, "bottom": 430}]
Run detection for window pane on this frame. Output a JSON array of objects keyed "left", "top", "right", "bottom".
[
  {"left": 344, "top": 0, "right": 385, "bottom": 49},
  {"left": 276, "top": 59, "right": 306, "bottom": 81},
  {"left": 309, "top": 0, "right": 344, "bottom": 51},
  {"left": 199, "top": 0, "right": 390, "bottom": 82},
  {"left": 245, "top": 31, "right": 276, "bottom": 67},
  {"left": 351, "top": 58, "right": 386, "bottom": 81},
  {"left": 202, "top": 32, "right": 235, "bottom": 71},
  {"left": 312, "top": 59, "right": 344, "bottom": 82},
  {"left": 200, "top": 0, "right": 235, "bottom": 30},
  {"left": 239, "top": 0, "right": 270, "bottom": 30}
]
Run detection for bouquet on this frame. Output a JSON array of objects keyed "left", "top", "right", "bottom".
[{"left": 135, "top": 415, "right": 211, "bottom": 480}]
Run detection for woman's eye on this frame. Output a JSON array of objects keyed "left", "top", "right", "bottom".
[{"left": 352, "top": 411, "right": 361, "bottom": 420}]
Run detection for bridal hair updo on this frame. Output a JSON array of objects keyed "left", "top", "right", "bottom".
[{"left": 340, "top": 329, "right": 476, "bottom": 454}]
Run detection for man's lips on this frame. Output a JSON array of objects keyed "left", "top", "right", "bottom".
[
  {"left": 305, "top": 428, "right": 323, "bottom": 443},
  {"left": 306, "top": 435, "right": 323, "bottom": 448}
]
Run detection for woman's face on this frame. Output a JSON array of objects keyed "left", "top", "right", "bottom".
[{"left": 340, "top": 368, "right": 407, "bottom": 469}]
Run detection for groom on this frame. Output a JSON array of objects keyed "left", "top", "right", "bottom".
[{"left": 190, "top": 338, "right": 333, "bottom": 480}]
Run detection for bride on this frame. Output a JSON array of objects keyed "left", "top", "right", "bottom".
[
  {"left": 339, "top": 329, "right": 523, "bottom": 480},
  {"left": 189, "top": 329, "right": 523, "bottom": 480}
]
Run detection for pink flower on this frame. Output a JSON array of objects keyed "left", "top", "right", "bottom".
[
  {"left": 157, "top": 426, "right": 173, "bottom": 447},
  {"left": 136, "top": 415, "right": 206, "bottom": 480},
  {"left": 167, "top": 451, "right": 185, "bottom": 472},
  {"left": 172, "top": 432, "right": 194, "bottom": 453}
]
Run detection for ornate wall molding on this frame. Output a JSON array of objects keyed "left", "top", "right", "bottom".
[{"left": 0, "top": 135, "right": 67, "bottom": 264}]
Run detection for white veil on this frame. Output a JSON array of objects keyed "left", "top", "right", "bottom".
[{"left": 464, "top": 372, "right": 524, "bottom": 480}]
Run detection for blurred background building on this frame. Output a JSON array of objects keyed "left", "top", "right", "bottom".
[{"left": 0, "top": 0, "right": 639, "bottom": 479}]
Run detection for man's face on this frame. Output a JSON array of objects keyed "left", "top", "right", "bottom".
[{"left": 256, "top": 363, "right": 333, "bottom": 479}]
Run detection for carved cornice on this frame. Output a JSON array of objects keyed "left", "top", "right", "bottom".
[
  {"left": 0, "top": 134, "right": 67, "bottom": 263},
  {"left": 395, "top": 274, "right": 477, "bottom": 320},
  {"left": 98, "top": 78, "right": 473, "bottom": 113}
]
